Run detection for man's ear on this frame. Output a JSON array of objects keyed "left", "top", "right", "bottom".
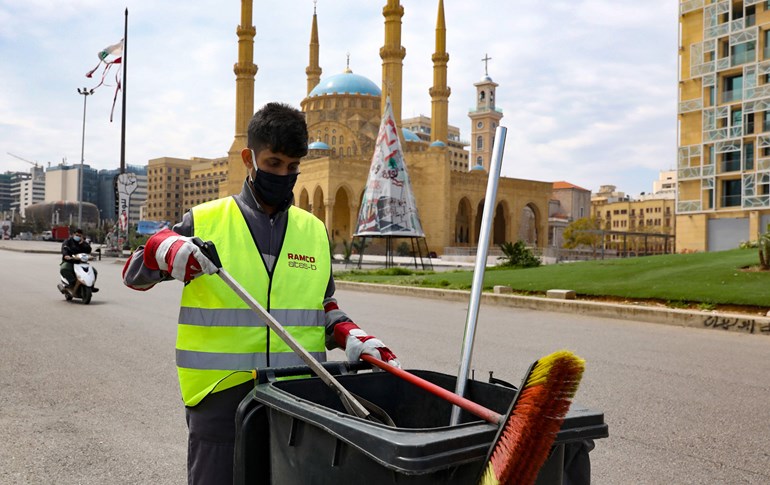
[{"left": 241, "top": 148, "right": 253, "bottom": 170}]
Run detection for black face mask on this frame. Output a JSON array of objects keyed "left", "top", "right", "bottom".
[{"left": 250, "top": 168, "right": 299, "bottom": 208}]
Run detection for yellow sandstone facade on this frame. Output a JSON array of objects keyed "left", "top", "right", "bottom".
[
  {"left": 678, "top": 0, "right": 770, "bottom": 251},
  {"left": 221, "top": 0, "right": 552, "bottom": 255}
]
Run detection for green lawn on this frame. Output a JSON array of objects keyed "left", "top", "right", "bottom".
[{"left": 334, "top": 249, "right": 770, "bottom": 307}]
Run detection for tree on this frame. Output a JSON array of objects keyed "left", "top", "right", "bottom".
[
  {"left": 497, "top": 240, "right": 541, "bottom": 268},
  {"left": 562, "top": 217, "right": 602, "bottom": 256},
  {"left": 760, "top": 224, "right": 770, "bottom": 270}
]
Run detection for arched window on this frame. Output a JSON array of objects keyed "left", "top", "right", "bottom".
[
  {"left": 324, "top": 134, "right": 329, "bottom": 143},
  {"left": 332, "top": 136, "right": 336, "bottom": 145},
  {"left": 476, "top": 135, "right": 483, "bottom": 150},
  {"left": 347, "top": 147, "right": 352, "bottom": 156},
  {"left": 476, "top": 156, "right": 483, "bottom": 165},
  {"left": 479, "top": 91, "right": 485, "bottom": 102},
  {"left": 339, "top": 135, "right": 344, "bottom": 144}
]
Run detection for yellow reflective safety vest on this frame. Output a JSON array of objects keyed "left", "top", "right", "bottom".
[{"left": 176, "top": 197, "right": 330, "bottom": 406}]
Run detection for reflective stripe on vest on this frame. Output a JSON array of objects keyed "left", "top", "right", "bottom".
[{"left": 176, "top": 197, "right": 330, "bottom": 406}]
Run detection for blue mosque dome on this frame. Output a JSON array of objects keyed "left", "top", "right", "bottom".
[
  {"left": 401, "top": 128, "right": 421, "bottom": 142},
  {"left": 308, "top": 70, "right": 382, "bottom": 97},
  {"left": 471, "top": 163, "right": 486, "bottom": 171},
  {"left": 308, "top": 140, "right": 330, "bottom": 150},
  {"left": 430, "top": 140, "right": 446, "bottom": 147}
]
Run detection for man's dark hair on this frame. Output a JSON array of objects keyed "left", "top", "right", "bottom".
[
  {"left": 74, "top": 228, "right": 83, "bottom": 235},
  {"left": 247, "top": 103, "right": 308, "bottom": 158}
]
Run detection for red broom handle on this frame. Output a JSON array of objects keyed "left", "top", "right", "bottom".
[{"left": 361, "top": 354, "right": 502, "bottom": 424}]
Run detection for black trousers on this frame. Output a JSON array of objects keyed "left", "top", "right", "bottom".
[{"left": 185, "top": 382, "right": 253, "bottom": 485}]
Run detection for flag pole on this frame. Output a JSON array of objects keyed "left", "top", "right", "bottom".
[
  {"left": 120, "top": 7, "right": 127, "bottom": 175},
  {"left": 119, "top": 8, "right": 128, "bottom": 250}
]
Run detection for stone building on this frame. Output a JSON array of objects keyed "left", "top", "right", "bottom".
[{"left": 221, "top": 0, "right": 553, "bottom": 255}]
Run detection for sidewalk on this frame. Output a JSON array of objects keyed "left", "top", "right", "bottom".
[{"left": 3, "top": 239, "right": 767, "bottom": 337}]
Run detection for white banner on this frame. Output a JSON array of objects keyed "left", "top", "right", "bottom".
[
  {"left": 116, "top": 173, "right": 138, "bottom": 232},
  {"left": 355, "top": 97, "right": 424, "bottom": 237}
]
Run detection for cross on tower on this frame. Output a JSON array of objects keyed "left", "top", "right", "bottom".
[
  {"left": 313, "top": 0, "right": 317, "bottom": 15},
  {"left": 481, "top": 53, "right": 492, "bottom": 76}
]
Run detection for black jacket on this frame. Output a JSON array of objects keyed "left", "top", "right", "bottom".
[{"left": 61, "top": 237, "right": 92, "bottom": 262}]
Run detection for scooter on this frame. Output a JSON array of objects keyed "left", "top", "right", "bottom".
[{"left": 58, "top": 253, "right": 96, "bottom": 304}]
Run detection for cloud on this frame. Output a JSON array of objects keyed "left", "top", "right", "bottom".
[{"left": 0, "top": 0, "right": 678, "bottom": 197}]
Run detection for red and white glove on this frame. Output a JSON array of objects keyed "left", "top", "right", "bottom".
[
  {"left": 143, "top": 229, "right": 218, "bottom": 282},
  {"left": 333, "top": 321, "right": 400, "bottom": 368}
]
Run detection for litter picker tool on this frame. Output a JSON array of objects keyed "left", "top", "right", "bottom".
[
  {"left": 450, "top": 125, "right": 507, "bottom": 426},
  {"left": 192, "top": 238, "right": 394, "bottom": 426}
]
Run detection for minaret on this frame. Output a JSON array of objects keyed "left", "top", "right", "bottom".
[
  {"left": 468, "top": 54, "right": 503, "bottom": 172},
  {"left": 306, "top": 1, "right": 322, "bottom": 96},
  {"left": 429, "top": 0, "right": 450, "bottom": 144},
  {"left": 223, "top": 0, "right": 258, "bottom": 196},
  {"left": 380, "top": 0, "right": 406, "bottom": 128}
]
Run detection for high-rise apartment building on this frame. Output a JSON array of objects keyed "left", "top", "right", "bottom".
[
  {"left": 145, "top": 157, "right": 196, "bottom": 223},
  {"left": 183, "top": 157, "right": 228, "bottom": 209},
  {"left": 12, "top": 166, "right": 45, "bottom": 217},
  {"left": 678, "top": 0, "right": 770, "bottom": 251},
  {"left": 96, "top": 165, "right": 147, "bottom": 224},
  {"left": 45, "top": 163, "right": 98, "bottom": 205}
]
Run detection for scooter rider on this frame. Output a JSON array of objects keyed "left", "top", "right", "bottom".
[{"left": 60, "top": 228, "right": 98, "bottom": 291}]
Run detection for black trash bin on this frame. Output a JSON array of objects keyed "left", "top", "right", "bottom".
[{"left": 234, "top": 363, "right": 607, "bottom": 485}]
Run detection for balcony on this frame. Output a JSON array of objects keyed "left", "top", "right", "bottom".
[
  {"left": 721, "top": 160, "right": 741, "bottom": 172},
  {"left": 721, "top": 194, "right": 742, "bottom": 207},
  {"left": 721, "top": 89, "right": 742, "bottom": 103},
  {"left": 731, "top": 49, "right": 756, "bottom": 67}
]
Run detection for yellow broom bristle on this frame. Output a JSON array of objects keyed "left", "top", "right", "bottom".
[{"left": 478, "top": 350, "right": 585, "bottom": 485}]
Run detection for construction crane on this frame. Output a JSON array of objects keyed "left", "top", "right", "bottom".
[{"left": 7, "top": 152, "right": 42, "bottom": 169}]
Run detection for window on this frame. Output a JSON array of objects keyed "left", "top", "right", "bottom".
[
  {"left": 744, "top": 142, "right": 754, "bottom": 170},
  {"left": 732, "top": 108, "right": 742, "bottom": 127},
  {"left": 476, "top": 135, "right": 483, "bottom": 150},
  {"left": 723, "top": 150, "right": 740, "bottom": 172},
  {"left": 765, "top": 30, "right": 770, "bottom": 60},
  {"left": 723, "top": 75, "right": 743, "bottom": 103},
  {"left": 747, "top": 5, "right": 756, "bottom": 27},
  {"left": 477, "top": 121, "right": 483, "bottom": 129},
  {"left": 731, "top": 41, "right": 756, "bottom": 66},
  {"left": 745, "top": 112, "right": 755, "bottom": 134},
  {"left": 476, "top": 156, "right": 483, "bottom": 166},
  {"left": 722, "top": 179, "right": 742, "bottom": 207}
]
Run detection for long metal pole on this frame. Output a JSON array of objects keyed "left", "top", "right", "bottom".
[
  {"left": 77, "top": 88, "right": 93, "bottom": 228},
  {"left": 120, "top": 8, "right": 128, "bottom": 175},
  {"left": 120, "top": 9, "right": 128, "bottom": 248},
  {"left": 450, "top": 125, "right": 507, "bottom": 425}
]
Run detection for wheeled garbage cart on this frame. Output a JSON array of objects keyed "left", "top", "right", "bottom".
[{"left": 234, "top": 363, "right": 608, "bottom": 485}]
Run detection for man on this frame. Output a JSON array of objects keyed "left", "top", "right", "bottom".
[
  {"left": 60, "top": 228, "right": 98, "bottom": 290},
  {"left": 122, "top": 102, "right": 399, "bottom": 485}
]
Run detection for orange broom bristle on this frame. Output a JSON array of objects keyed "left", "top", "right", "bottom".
[{"left": 478, "top": 350, "right": 585, "bottom": 485}]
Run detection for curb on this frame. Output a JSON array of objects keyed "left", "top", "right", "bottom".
[{"left": 336, "top": 281, "right": 770, "bottom": 338}]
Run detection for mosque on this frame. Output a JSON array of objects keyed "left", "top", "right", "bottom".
[{"left": 221, "top": 0, "right": 552, "bottom": 256}]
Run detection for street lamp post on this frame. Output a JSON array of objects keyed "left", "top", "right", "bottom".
[{"left": 77, "top": 87, "right": 94, "bottom": 229}]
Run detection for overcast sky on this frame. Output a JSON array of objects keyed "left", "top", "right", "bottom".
[{"left": 0, "top": 0, "right": 678, "bottom": 196}]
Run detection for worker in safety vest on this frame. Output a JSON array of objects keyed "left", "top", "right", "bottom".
[{"left": 122, "top": 102, "right": 399, "bottom": 485}]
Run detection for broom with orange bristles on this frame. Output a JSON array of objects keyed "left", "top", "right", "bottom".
[
  {"left": 477, "top": 350, "right": 585, "bottom": 485},
  {"left": 362, "top": 349, "right": 585, "bottom": 485}
]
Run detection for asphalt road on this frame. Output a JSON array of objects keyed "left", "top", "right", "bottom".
[{"left": 1, "top": 249, "right": 768, "bottom": 484}]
